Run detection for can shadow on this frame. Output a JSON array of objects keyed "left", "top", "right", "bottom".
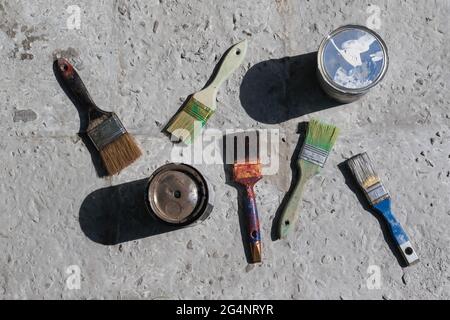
[
  {"left": 79, "top": 178, "right": 179, "bottom": 245},
  {"left": 52, "top": 59, "right": 108, "bottom": 177},
  {"left": 239, "top": 52, "right": 343, "bottom": 124},
  {"left": 337, "top": 163, "right": 407, "bottom": 268},
  {"left": 270, "top": 122, "right": 308, "bottom": 241},
  {"left": 222, "top": 135, "right": 256, "bottom": 264}
]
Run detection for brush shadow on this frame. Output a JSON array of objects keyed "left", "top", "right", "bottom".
[
  {"left": 270, "top": 122, "right": 308, "bottom": 241},
  {"left": 79, "top": 178, "right": 179, "bottom": 245},
  {"left": 239, "top": 52, "right": 343, "bottom": 124},
  {"left": 337, "top": 162, "right": 407, "bottom": 268},
  {"left": 222, "top": 134, "right": 255, "bottom": 264},
  {"left": 53, "top": 59, "right": 108, "bottom": 177}
]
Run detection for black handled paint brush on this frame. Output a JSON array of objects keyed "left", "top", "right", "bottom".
[
  {"left": 278, "top": 119, "right": 339, "bottom": 239},
  {"left": 56, "top": 58, "right": 141, "bottom": 175},
  {"left": 346, "top": 152, "right": 419, "bottom": 266},
  {"left": 164, "top": 40, "right": 248, "bottom": 144}
]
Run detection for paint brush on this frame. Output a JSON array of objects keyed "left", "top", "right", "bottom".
[
  {"left": 346, "top": 152, "right": 419, "bottom": 266},
  {"left": 165, "top": 40, "right": 248, "bottom": 144},
  {"left": 230, "top": 131, "right": 262, "bottom": 263},
  {"left": 278, "top": 119, "right": 339, "bottom": 239},
  {"left": 56, "top": 58, "right": 141, "bottom": 175}
]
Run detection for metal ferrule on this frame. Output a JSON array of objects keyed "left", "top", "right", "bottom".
[
  {"left": 183, "top": 98, "right": 214, "bottom": 126},
  {"left": 300, "top": 143, "right": 329, "bottom": 167},
  {"left": 88, "top": 114, "right": 127, "bottom": 150},
  {"left": 364, "top": 181, "right": 389, "bottom": 205}
]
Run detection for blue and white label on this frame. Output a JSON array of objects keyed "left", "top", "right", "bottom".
[{"left": 323, "top": 27, "right": 386, "bottom": 90}]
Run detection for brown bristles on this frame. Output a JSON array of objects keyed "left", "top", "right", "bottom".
[{"left": 99, "top": 133, "right": 142, "bottom": 175}]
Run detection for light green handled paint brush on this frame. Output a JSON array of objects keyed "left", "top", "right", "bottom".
[
  {"left": 165, "top": 40, "right": 248, "bottom": 144},
  {"left": 278, "top": 119, "right": 339, "bottom": 239}
]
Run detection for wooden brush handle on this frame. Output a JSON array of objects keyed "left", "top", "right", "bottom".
[
  {"left": 55, "top": 58, "right": 102, "bottom": 114},
  {"left": 207, "top": 40, "right": 248, "bottom": 91},
  {"left": 243, "top": 184, "right": 261, "bottom": 259},
  {"left": 278, "top": 175, "right": 308, "bottom": 239},
  {"left": 193, "top": 40, "right": 247, "bottom": 109}
]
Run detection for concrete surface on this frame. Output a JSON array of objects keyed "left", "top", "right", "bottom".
[{"left": 0, "top": 0, "right": 449, "bottom": 299}]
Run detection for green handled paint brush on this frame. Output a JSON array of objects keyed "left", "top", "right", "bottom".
[
  {"left": 164, "top": 40, "right": 248, "bottom": 144},
  {"left": 278, "top": 119, "right": 339, "bottom": 239}
]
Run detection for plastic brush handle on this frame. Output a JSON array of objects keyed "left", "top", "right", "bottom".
[
  {"left": 374, "top": 199, "right": 419, "bottom": 266},
  {"left": 278, "top": 175, "right": 308, "bottom": 239},
  {"left": 243, "top": 185, "right": 261, "bottom": 262},
  {"left": 55, "top": 58, "right": 105, "bottom": 117}
]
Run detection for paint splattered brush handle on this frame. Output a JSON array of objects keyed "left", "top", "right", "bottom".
[
  {"left": 244, "top": 185, "right": 262, "bottom": 263},
  {"left": 55, "top": 58, "right": 106, "bottom": 117},
  {"left": 373, "top": 199, "right": 419, "bottom": 265},
  {"left": 278, "top": 171, "right": 310, "bottom": 239}
]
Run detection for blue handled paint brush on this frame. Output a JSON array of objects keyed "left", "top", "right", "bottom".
[{"left": 346, "top": 152, "right": 419, "bottom": 266}]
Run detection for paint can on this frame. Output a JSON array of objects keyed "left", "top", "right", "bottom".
[
  {"left": 145, "top": 163, "right": 214, "bottom": 227},
  {"left": 317, "top": 25, "right": 389, "bottom": 103}
]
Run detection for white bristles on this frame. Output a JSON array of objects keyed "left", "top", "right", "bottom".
[{"left": 347, "top": 152, "right": 389, "bottom": 204}]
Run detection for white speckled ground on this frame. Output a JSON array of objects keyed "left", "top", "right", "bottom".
[{"left": 0, "top": 0, "right": 449, "bottom": 299}]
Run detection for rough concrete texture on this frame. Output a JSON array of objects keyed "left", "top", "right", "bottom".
[{"left": 0, "top": 0, "right": 449, "bottom": 299}]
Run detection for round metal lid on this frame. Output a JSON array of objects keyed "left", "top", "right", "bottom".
[
  {"left": 318, "top": 25, "right": 388, "bottom": 93},
  {"left": 146, "top": 163, "right": 209, "bottom": 226}
]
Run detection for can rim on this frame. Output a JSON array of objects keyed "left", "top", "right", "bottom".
[
  {"left": 317, "top": 24, "right": 389, "bottom": 95},
  {"left": 145, "top": 163, "right": 210, "bottom": 227}
]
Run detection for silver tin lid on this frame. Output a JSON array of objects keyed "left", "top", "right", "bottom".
[
  {"left": 145, "top": 163, "right": 213, "bottom": 227},
  {"left": 318, "top": 25, "right": 388, "bottom": 100}
]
